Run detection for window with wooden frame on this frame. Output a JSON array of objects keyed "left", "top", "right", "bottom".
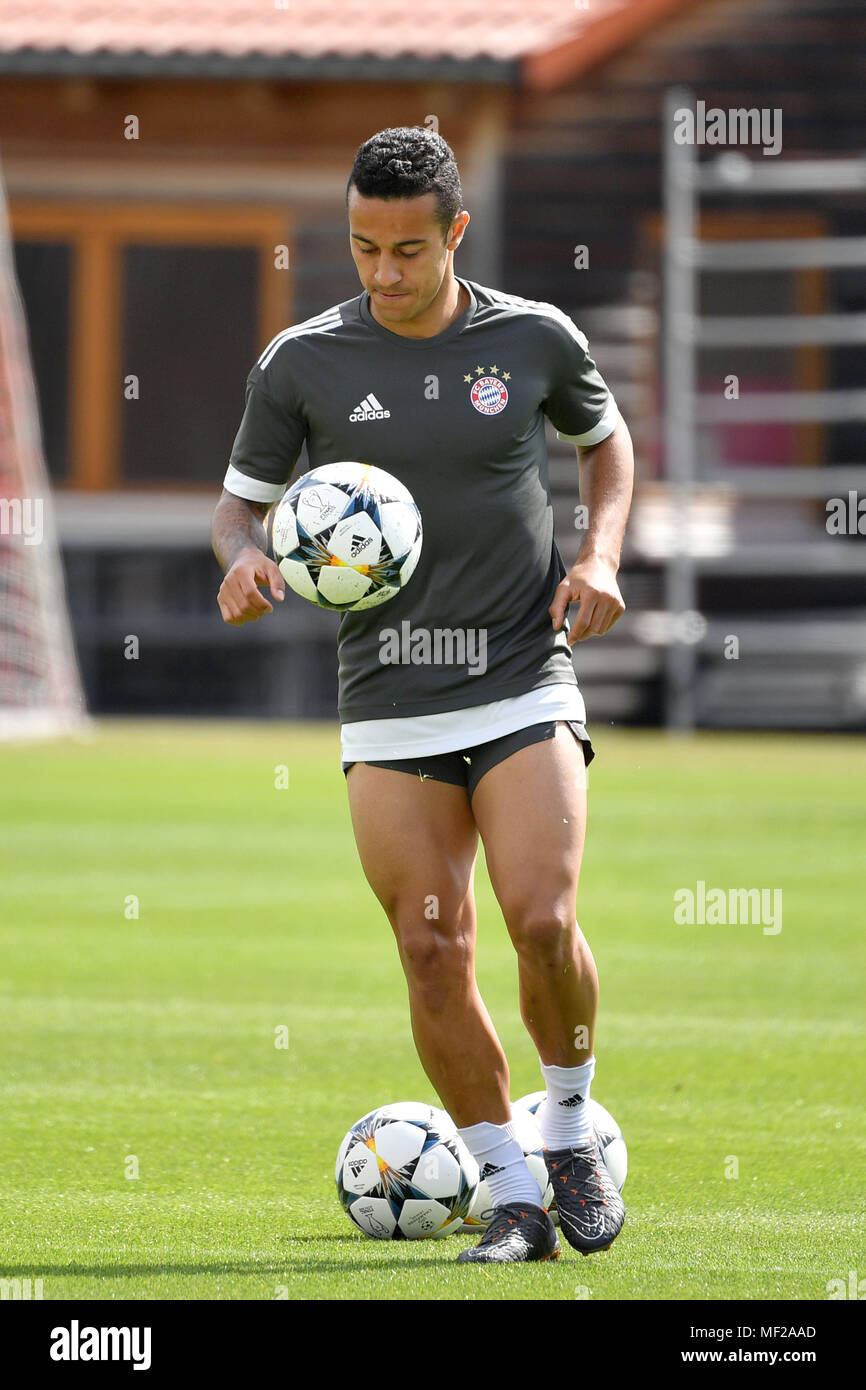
[{"left": 10, "top": 201, "right": 294, "bottom": 490}]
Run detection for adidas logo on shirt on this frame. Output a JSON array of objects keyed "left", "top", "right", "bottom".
[{"left": 349, "top": 393, "right": 391, "bottom": 422}]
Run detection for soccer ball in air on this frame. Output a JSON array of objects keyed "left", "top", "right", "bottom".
[
  {"left": 460, "top": 1104, "right": 554, "bottom": 1231},
  {"left": 271, "top": 461, "right": 422, "bottom": 612},
  {"left": 513, "top": 1091, "right": 628, "bottom": 1194},
  {"left": 335, "top": 1102, "right": 479, "bottom": 1239}
]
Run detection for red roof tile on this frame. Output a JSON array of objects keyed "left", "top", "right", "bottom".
[{"left": 0, "top": 0, "right": 632, "bottom": 64}]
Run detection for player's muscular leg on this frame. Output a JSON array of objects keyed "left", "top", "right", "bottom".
[
  {"left": 470, "top": 724, "right": 597, "bottom": 1066},
  {"left": 346, "top": 765, "right": 510, "bottom": 1126}
]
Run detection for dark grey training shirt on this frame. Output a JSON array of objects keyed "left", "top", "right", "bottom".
[{"left": 223, "top": 278, "right": 619, "bottom": 722}]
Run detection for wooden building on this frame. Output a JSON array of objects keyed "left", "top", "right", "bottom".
[{"left": 0, "top": 0, "right": 863, "bottom": 724}]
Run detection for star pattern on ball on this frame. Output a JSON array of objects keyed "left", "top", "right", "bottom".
[
  {"left": 336, "top": 1106, "right": 479, "bottom": 1239},
  {"left": 273, "top": 463, "right": 422, "bottom": 613},
  {"left": 287, "top": 524, "right": 334, "bottom": 576}
]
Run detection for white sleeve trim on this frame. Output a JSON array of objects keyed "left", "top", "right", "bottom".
[
  {"left": 556, "top": 397, "right": 619, "bottom": 448},
  {"left": 222, "top": 463, "right": 287, "bottom": 504}
]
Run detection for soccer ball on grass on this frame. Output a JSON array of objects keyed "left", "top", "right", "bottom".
[{"left": 335, "top": 1102, "right": 478, "bottom": 1239}]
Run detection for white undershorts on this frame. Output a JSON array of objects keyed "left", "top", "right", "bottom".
[{"left": 340, "top": 682, "right": 588, "bottom": 763}]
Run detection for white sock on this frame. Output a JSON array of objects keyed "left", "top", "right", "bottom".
[
  {"left": 458, "top": 1119, "right": 543, "bottom": 1210},
  {"left": 539, "top": 1057, "right": 596, "bottom": 1148}
]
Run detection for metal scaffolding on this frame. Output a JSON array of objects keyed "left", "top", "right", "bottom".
[{"left": 661, "top": 87, "right": 866, "bottom": 730}]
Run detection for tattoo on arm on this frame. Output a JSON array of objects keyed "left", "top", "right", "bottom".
[{"left": 211, "top": 489, "right": 271, "bottom": 572}]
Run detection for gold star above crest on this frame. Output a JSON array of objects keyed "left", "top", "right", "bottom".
[
  {"left": 503, "top": 371, "right": 511, "bottom": 381},
  {"left": 463, "top": 373, "right": 473, "bottom": 383},
  {"left": 489, "top": 365, "right": 499, "bottom": 375},
  {"left": 475, "top": 365, "right": 485, "bottom": 375}
]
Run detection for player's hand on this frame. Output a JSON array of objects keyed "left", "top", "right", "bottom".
[
  {"left": 549, "top": 556, "right": 625, "bottom": 646},
  {"left": 217, "top": 547, "right": 285, "bottom": 625}
]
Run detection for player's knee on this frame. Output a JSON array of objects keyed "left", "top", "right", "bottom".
[
  {"left": 505, "top": 902, "right": 576, "bottom": 962},
  {"left": 395, "top": 920, "right": 473, "bottom": 994}
]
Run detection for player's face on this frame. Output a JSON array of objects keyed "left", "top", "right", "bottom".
[{"left": 348, "top": 189, "right": 468, "bottom": 329}]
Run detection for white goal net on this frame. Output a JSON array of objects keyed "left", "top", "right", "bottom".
[{"left": 0, "top": 158, "right": 89, "bottom": 739}]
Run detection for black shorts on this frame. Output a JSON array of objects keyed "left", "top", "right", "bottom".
[{"left": 341, "top": 719, "right": 594, "bottom": 800}]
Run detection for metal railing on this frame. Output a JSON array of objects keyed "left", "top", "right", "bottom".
[{"left": 661, "top": 86, "right": 866, "bottom": 730}]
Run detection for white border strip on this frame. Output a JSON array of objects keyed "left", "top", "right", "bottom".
[
  {"left": 222, "top": 463, "right": 286, "bottom": 504},
  {"left": 556, "top": 398, "right": 620, "bottom": 447}
]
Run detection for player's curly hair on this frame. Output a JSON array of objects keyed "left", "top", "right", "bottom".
[{"left": 347, "top": 128, "right": 463, "bottom": 237}]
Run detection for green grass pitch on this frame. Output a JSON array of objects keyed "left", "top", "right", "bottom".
[{"left": 0, "top": 720, "right": 863, "bottom": 1301}]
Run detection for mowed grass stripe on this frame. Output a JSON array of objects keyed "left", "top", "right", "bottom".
[{"left": 0, "top": 722, "right": 863, "bottom": 1299}]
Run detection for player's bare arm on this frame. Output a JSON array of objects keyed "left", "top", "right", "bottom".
[
  {"left": 549, "top": 414, "right": 634, "bottom": 644},
  {"left": 211, "top": 488, "right": 285, "bottom": 625}
]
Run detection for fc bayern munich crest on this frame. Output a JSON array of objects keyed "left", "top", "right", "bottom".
[{"left": 470, "top": 376, "right": 509, "bottom": 415}]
